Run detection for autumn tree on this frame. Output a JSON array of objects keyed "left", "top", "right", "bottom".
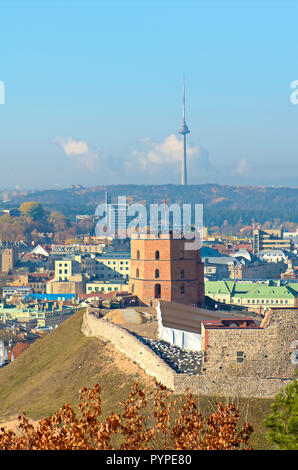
[
  {"left": 0, "top": 382, "right": 253, "bottom": 451},
  {"left": 19, "top": 202, "right": 46, "bottom": 222}
]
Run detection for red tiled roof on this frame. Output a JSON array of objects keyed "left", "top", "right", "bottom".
[
  {"left": 78, "top": 291, "right": 129, "bottom": 300},
  {"left": 8, "top": 342, "right": 30, "bottom": 361},
  {"left": 202, "top": 318, "right": 260, "bottom": 329}
]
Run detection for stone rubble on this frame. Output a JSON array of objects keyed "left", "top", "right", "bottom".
[{"left": 138, "top": 337, "right": 202, "bottom": 375}]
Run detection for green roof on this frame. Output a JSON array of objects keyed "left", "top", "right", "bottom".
[
  {"left": 237, "top": 285, "right": 296, "bottom": 299},
  {"left": 204, "top": 281, "right": 298, "bottom": 299},
  {"left": 204, "top": 281, "right": 235, "bottom": 295}
]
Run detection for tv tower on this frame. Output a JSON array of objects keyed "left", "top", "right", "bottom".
[{"left": 178, "top": 78, "right": 190, "bottom": 185}]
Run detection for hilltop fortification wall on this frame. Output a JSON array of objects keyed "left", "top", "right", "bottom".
[{"left": 81, "top": 310, "right": 295, "bottom": 398}]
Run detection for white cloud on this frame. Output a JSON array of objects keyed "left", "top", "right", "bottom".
[
  {"left": 53, "top": 136, "right": 89, "bottom": 156},
  {"left": 235, "top": 158, "right": 250, "bottom": 175},
  {"left": 53, "top": 136, "right": 99, "bottom": 171},
  {"left": 127, "top": 134, "right": 201, "bottom": 174},
  {"left": 53, "top": 133, "right": 211, "bottom": 182}
]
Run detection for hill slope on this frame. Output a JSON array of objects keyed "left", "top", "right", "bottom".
[
  {"left": 0, "top": 309, "right": 276, "bottom": 449},
  {"left": 0, "top": 309, "right": 155, "bottom": 421},
  {"left": 1, "top": 184, "right": 297, "bottom": 225}
]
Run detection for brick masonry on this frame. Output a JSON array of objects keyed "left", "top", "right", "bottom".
[{"left": 128, "top": 234, "right": 205, "bottom": 307}]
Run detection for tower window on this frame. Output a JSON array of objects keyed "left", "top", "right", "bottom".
[
  {"left": 154, "top": 283, "right": 161, "bottom": 298},
  {"left": 136, "top": 250, "right": 140, "bottom": 260},
  {"left": 155, "top": 269, "right": 160, "bottom": 279},
  {"left": 180, "top": 284, "right": 185, "bottom": 295},
  {"left": 181, "top": 269, "right": 185, "bottom": 279},
  {"left": 155, "top": 250, "right": 160, "bottom": 260},
  {"left": 136, "top": 268, "right": 139, "bottom": 278}
]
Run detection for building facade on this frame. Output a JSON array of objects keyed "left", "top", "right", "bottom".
[{"left": 253, "top": 228, "right": 293, "bottom": 254}]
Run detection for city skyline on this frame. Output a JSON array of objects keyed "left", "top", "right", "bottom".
[{"left": 1, "top": 1, "right": 298, "bottom": 190}]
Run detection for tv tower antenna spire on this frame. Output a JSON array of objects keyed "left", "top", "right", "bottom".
[{"left": 178, "top": 77, "right": 190, "bottom": 185}]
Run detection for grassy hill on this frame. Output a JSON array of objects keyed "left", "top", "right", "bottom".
[{"left": 0, "top": 309, "right": 277, "bottom": 449}]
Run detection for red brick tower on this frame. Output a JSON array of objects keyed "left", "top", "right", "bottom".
[{"left": 129, "top": 232, "right": 205, "bottom": 307}]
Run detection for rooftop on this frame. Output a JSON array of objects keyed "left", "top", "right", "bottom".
[{"left": 202, "top": 318, "right": 260, "bottom": 329}]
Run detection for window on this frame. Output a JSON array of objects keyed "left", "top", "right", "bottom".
[
  {"left": 136, "top": 250, "right": 140, "bottom": 260},
  {"left": 155, "top": 250, "right": 160, "bottom": 260},
  {"left": 154, "top": 283, "right": 161, "bottom": 298},
  {"left": 136, "top": 268, "right": 139, "bottom": 278},
  {"left": 155, "top": 269, "right": 160, "bottom": 279},
  {"left": 236, "top": 351, "right": 244, "bottom": 363},
  {"left": 181, "top": 269, "right": 185, "bottom": 279},
  {"left": 180, "top": 284, "right": 185, "bottom": 295}
]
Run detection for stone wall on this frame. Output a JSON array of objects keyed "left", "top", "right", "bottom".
[
  {"left": 81, "top": 310, "right": 296, "bottom": 398},
  {"left": 201, "top": 309, "right": 298, "bottom": 379},
  {"left": 81, "top": 310, "right": 176, "bottom": 390}
]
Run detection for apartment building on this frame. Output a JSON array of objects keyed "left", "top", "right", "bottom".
[
  {"left": 205, "top": 280, "right": 298, "bottom": 312},
  {"left": 54, "top": 258, "right": 81, "bottom": 281},
  {"left": 86, "top": 280, "right": 128, "bottom": 294},
  {"left": 95, "top": 251, "right": 130, "bottom": 281},
  {"left": 253, "top": 228, "right": 294, "bottom": 254}
]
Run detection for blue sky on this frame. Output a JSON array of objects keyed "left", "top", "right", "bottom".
[{"left": 0, "top": 0, "right": 298, "bottom": 189}]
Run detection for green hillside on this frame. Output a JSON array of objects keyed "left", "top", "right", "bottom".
[{"left": 0, "top": 309, "right": 276, "bottom": 449}]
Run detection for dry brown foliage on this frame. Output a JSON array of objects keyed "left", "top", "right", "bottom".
[{"left": 0, "top": 382, "right": 253, "bottom": 450}]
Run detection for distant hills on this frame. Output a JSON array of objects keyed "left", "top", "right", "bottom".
[{"left": 0, "top": 184, "right": 297, "bottom": 226}]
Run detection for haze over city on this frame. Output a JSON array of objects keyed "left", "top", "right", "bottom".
[{"left": 1, "top": 0, "right": 298, "bottom": 189}]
